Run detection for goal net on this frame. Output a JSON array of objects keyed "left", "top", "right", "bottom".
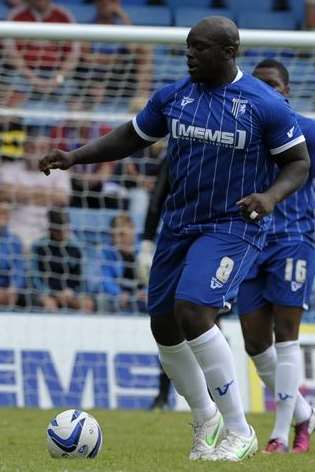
[{"left": 0, "top": 23, "right": 314, "bottom": 316}]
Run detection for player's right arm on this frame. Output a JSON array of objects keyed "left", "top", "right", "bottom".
[
  {"left": 39, "top": 122, "right": 149, "bottom": 175},
  {"left": 39, "top": 89, "right": 170, "bottom": 175}
]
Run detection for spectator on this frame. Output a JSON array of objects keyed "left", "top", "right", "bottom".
[
  {"left": 5, "top": 0, "right": 80, "bottom": 104},
  {"left": 306, "top": 0, "right": 315, "bottom": 28},
  {"left": 92, "top": 214, "right": 146, "bottom": 313},
  {"left": 273, "top": 0, "right": 289, "bottom": 10},
  {"left": 74, "top": 0, "right": 152, "bottom": 104},
  {"left": 95, "top": 0, "right": 131, "bottom": 25},
  {"left": 0, "top": 117, "right": 26, "bottom": 161},
  {"left": 0, "top": 132, "right": 70, "bottom": 249},
  {"left": 31, "top": 208, "right": 95, "bottom": 312},
  {"left": 0, "top": 203, "right": 28, "bottom": 309}
]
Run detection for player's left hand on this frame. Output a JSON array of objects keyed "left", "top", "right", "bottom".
[{"left": 236, "top": 192, "right": 276, "bottom": 222}]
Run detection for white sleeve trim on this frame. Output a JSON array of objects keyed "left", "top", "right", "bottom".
[
  {"left": 270, "top": 135, "right": 306, "bottom": 156},
  {"left": 132, "top": 116, "right": 160, "bottom": 142}
]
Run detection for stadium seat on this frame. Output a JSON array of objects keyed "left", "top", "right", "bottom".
[
  {"left": 238, "top": 12, "right": 296, "bottom": 30},
  {"left": 67, "top": 4, "right": 95, "bottom": 23},
  {"left": 69, "top": 208, "right": 143, "bottom": 246},
  {"left": 167, "top": 0, "right": 211, "bottom": 8},
  {"left": 122, "top": 0, "right": 148, "bottom": 4},
  {"left": 287, "top": 0, "right": 305, "bottom": 28},
  {"left": 55, "top": 0, "right": 86, "bottom": 4},
  {"left": 69, "top": 208, "right": 119, "bottom": 245},
  {"left": 124, "top": 6, "right": 171, "bottom": 26},
  {"left": 228, "top": 0, "right": 274, "bottom": 15},
  {"left": 153, "top": 47, "right": 186, "bottom": 88},
  {"left": 0, "top": 4, "right": 9, "bottom": 20},
  {"left": 174, "top": 7, "right": 234, "bottom": 27}
]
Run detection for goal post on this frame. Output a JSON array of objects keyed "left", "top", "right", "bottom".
[{"left": 0, "top": 21, "right": 315, "bottom": 46}]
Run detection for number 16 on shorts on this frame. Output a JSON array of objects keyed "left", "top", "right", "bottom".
[{"left": 285, "top": 258, "right": 307, "bottom": 291}]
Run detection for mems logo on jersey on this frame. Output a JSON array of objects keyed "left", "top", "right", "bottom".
[{"left": 171, "top": 119, "right": 246, "bottom": 150}]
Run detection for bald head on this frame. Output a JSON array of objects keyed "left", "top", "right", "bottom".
[
  {"left": 193, "top": 16, "right": 240, "bottom": 55},
  {"left": 186, "top": 16, "right": 240, "bottom": 87}
]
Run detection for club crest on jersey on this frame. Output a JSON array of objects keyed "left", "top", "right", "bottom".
[
  {"left": 181, "top": 96, "right": 195, "bottom": 107},
  {"left": 171, "top": 119, "right": 246, "bottom": 149},
  {"left": 287, "top": 126, "right": 295, "bottom": 138},
  {"left": 232, "top": 98, "right": 248, "bottom": 117}
]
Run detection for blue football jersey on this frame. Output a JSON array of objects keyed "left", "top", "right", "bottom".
[
  {"left": 268, "top": 113, "right": 315, "bottom": 246},
  {"left": 133, "top": 69, "right": 305, "bottom": 249}
]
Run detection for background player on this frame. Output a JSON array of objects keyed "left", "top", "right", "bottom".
[
  {"left": 137, "top": 159, "right": 172, "bottom": 410},
  {"left": 238, "top": 59, "right": 315, "bottom": 454},
  {"left": 39, "top": 17, "right": 310, "bottom": 462}
]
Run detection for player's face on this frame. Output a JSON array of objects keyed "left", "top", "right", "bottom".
[
  {"left": 112, "top": 222, "right": 135, "bottom": 252},
  {"left": 28, "top": 0, "right": 50, "bottom": 13},
  {"left": 96, "top": 0, "right": 120, "bottom": 17},
  {"left": 253, "top": 67, "right": 289, "bottom": 97},
  {"left": 186, "top": 28, "right": 225, "bottom": 83},
  {"left": 49, "top": 224, "right": 68, "bottom": 242}
]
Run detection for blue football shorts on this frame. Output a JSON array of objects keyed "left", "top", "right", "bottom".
[
  {"left": 238, "top": 239, "right": 315, "bottom": 315},
  {"left": 148, "top": 226, "right": 259, "bottom": 316}
]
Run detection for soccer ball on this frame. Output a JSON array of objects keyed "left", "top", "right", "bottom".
[{"left": 47, "top": 409, "right": 103, "bottom": 458}]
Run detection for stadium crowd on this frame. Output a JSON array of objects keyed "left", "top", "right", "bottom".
[{"left": 0, "top": 0, "right": 313, "bottom": 316}]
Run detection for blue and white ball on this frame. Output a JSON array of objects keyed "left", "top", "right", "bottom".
[{"left": 47, "top": 409, "right": 103, "bottom": 458}]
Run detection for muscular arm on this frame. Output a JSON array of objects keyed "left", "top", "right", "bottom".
[
  {"left": 39, "top": 121, "right": 151, "bottom": 174},
  {"left": 238, "top": 141, "right": 310, "bottom": 219},
  {"left": 266, "top": 141, "right": 310, "bottom": 204}
]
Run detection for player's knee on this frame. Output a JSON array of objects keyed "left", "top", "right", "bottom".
[
  {"left": 174, "top": 299, "right": 216, "bottom": 339},
  {"left": 244, "top": 337, "right": 271, "bottom": 356},
  {"left": 150, "top": 314, "right": 184, "bottom": 346},
  {"left": 174, "top": 300, "right": 194, "bottom": 328},
  {"left": 274, "top": 319, "right": 299, "bottom": 342}
]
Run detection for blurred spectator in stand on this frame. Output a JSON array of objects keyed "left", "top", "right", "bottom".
[
  {"left": 4, "top": 0, "right": 80, "bottom": 105},
  {"left": 51, "top": 115, "right": 128, "bottom": 209},
  {"left": 273, "top": 0, "right": 289, "bottom": 10},
  {"left": 147, "top": 0, "right": 166, "bottom": 4},
  {"left": 31, "top": 208, "right": 95, "bottom": 312},
  {"left": 91, "top": 214, "right": 146, "bottom": 313},
  {"left": 74, "top": 0, "right": 152, "bottom": 106},
  {"left": 306, "top": 0, "right": 315, "bottom": 28},
  {"left": 0, "top": 117, "right": 26, "bottom": 161},
  {"left": 0, "top": 131, "right": 70, "bottom": 249},
  {"left": 0, "top": 203, "right": 29, "bottom": 309}
]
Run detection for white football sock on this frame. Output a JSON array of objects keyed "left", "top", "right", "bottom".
[
  {"left": 252, "top": 345, "right": 311, "bottom": 426},
  {"left": 271, "top": 341, "right": 301, "bottom": 444},
  {"left": 158, "top": 341, "right": 217, "bottom": 424},
  {"left": 188, "top": 325, "right": 250, "bottom": 437}
]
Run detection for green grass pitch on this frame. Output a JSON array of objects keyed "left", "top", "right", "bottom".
[{"left": 1, "top": 409, "right": 315, "bottom": 472}]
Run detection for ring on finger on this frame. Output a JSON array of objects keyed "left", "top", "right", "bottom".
[{"left": 249, "top": 210, "right": 259, "bottom": 220}]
